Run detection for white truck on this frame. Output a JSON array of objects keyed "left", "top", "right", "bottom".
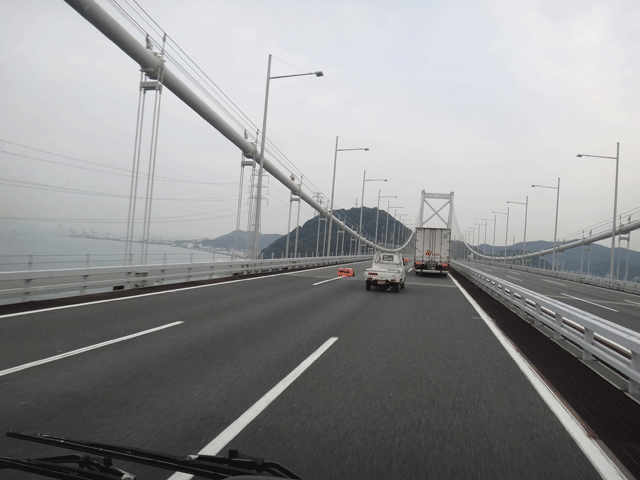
[
  {"left": 414, "top": 227, "right": 450, "bottom": 275},
  {"left": 365, "top": 252, "right": 406, "bottom": 292}
]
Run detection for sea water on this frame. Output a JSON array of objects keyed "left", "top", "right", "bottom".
[{"left": 0, "top": 221, "right": 227, "bottom": 272}]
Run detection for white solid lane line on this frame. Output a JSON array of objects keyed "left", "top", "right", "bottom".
[
  {"left": 450, "top": 276, "right": 625, "bottom": 480},
  {"left": 624, "top": 299, "right": 640, "bottom": 306},
  {"left": 0, "top": 321, "right": 183, "bottom": 377},
  {"left": 312, "top": 276, "right": 344, "bottom": 286},
  {"left": 561, "top": 293, "right": 619, "bottom": 312},
  {"left": 167, "top": 337, "right": 339, "bottom": 480},
  {"left": 506, "top": 275, "right": 523, "bottom": 282},
  {"left": 543, "top": 279, "right": 567, "bottom": 287}
]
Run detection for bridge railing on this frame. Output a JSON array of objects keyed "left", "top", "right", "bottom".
[
  {"left": 466, "top": 258, "right": 640, "bottom": 295},
  {"left": 0, "top": 255, "right": 371, "bottom": 305},
  {"left": 452, "top": 260, "right": 640, "bottom": 400}
]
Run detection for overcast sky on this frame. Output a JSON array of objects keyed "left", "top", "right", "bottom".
[{"left": 1, "top": 0, "right": 638, "bottom": 251}]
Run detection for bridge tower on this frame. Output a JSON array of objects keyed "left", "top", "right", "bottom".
[
  {"left": 418, "top": 191, "right": 454, "bottom": 229},
  {"left": 234, "top": 150, "right": 256, "bottom": 258}
]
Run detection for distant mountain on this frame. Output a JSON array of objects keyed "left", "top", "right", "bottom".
[
  {"left": 464, "top": 240, "right": 640, "bottom": 281},
  {"left": 261, "top": 207, "right": 411, "bottom": 258}
]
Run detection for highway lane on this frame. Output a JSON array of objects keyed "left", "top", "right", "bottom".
[
  {"left": 0, "top": 262, "right": 605, "bottom": 479},
  {"left": 465, "top": 260, "right": 640, "bottom": 332}
]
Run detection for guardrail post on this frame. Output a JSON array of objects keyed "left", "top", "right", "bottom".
[
  {"left": 28, "top": 255, "right": 33, "bottom": 271},
  {"left": 554, "top": 313, "right": 563, "bottom": 340},
  {"left": 630, "top": 352, "right": 640, "bottom": 399},
  {"left": 582, "top": 328, "right": 594, "bottom": 361},
  {"left": 21, "top": 279, "right": 31, "bottom": 302},
  {"left": 534, "top": 303, "right": 542, "bottom": 327},
  {"left": 519, "top": 294, "right": 527, "bottom": 314}
]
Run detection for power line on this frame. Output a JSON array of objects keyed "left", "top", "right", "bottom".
[
  {"left": 0, "top": 177, "right": 241, "bottom": 202},
  {"left": 0, "top": 141, "right": 237, "bottom": 186}
]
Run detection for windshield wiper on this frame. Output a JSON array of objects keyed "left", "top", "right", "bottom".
[
  {"left": 3, "top": 431, "right": 302, "bottom": 479},
  {"left": 0, "top": 454, "right": 135, "bottom": 480}
]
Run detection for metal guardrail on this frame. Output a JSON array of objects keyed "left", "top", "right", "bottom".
[
  {"left": 0, "top": 255, "right": 372, "bottom": 305},
  {"left": 451, "top": 260, "right": 640, "bottom": 400},
  {"left": 466, "top": 259, "right": 640, "bottom": 295}
]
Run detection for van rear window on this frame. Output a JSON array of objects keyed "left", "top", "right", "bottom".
[{"left": 382, "top": 255, "right": 394, "bottom": 262}]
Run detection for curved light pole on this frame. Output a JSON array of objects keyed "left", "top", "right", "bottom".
[
  {"left": 358, "top": 172, "right": 386, "bottom": 254},
  {"left": 376, "top": 192, "right": 396, "bottom": 248},
  {"left": 253, "top": 54, "right": 323, "bottom": 259},
  {"left": 532, "top": 179, "right": 560, "bottom": 270},
  {"left": 507, "top": 196, "right": 528, "bottom": 265},
  {"left": 577, "top": 143, "right": 619, "bottom": 280},
  {"left": 326, "top": 138, "right": 368, "bottom": 256},
  {"left": 493, "top": 209, "right": 509, "bottom": 263}
]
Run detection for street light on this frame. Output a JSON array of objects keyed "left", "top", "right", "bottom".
[
  {"left": 395, "top": 213, "right": 407, "bottom": 248},
  {"left": 358, "top": 171, "right": 387, "bottom": 254},
  {"left": 507, "top": 196, "right": 528, "bottom": 266},
  {"left": 387, "top": 204, "right": 403, "bottom": 245},
  {"left": 577, "top": 143, "right": 620, "bottom": 280},
  {"left": 475, "top": 223, "right": 484, "bottom": 256},
  {"left": 376, "top": 192, "right": 396, "bottom": 248},
  {"left": 252, "top": 54, "right": 323, "bottom": 259},
  {"left": 482, "top": 218, "right": 493, "bottom": 257},
  {"left": 492, "top": 209, "right": 509, "bottom": 263},
  {"left": 326, "top": 137, "right": 368, "bottom": 256},
  {"left": 532, "top": 179, "right": 560, "bottom": 270}
]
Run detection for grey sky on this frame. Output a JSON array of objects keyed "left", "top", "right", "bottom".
[{"left": 1, "top": 0, "right": 638, "bottom": 251}]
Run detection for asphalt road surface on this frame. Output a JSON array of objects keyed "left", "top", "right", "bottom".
[{"left": 0, "top": 261, "right": 609, "bottom": 479}]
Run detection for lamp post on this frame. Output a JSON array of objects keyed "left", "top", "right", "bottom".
[
  {"left": 358, "top": 171, "right": 386, "bottom": 254},
  {"left": 387, "top": 204, "right": 402, "bottom": 245},
  {"left": 493, "top": 209, "right": 509, "bottom": 263},
  {"left": 577, "top": 143, "right": 620, "bottom": 280},
  {"left": 326, "top": 138, "right": 368, "bottom": 256},
  {"left": 252, "top": 54, "right": 324, "bottom": 259},
  {"left": 507, "top": 196, "right": 528, "bottom": 266},
  {"left": 376, "top": 192, "right": 396, "bottom": 249},
  {"left": 395, "top": 213, "right": 407, "bottom": 248},
  {"left": 482, "top": 218, "right": 493, "bottom": 257},
  {"left": 532, "top": 178, "right": 560, "bottom": 270},
  {"left": 475, "top": 223, "right": 485, "bottom": 256},
  {"left": 391, "top": 208, "right": 404, "bottom": 247}
]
